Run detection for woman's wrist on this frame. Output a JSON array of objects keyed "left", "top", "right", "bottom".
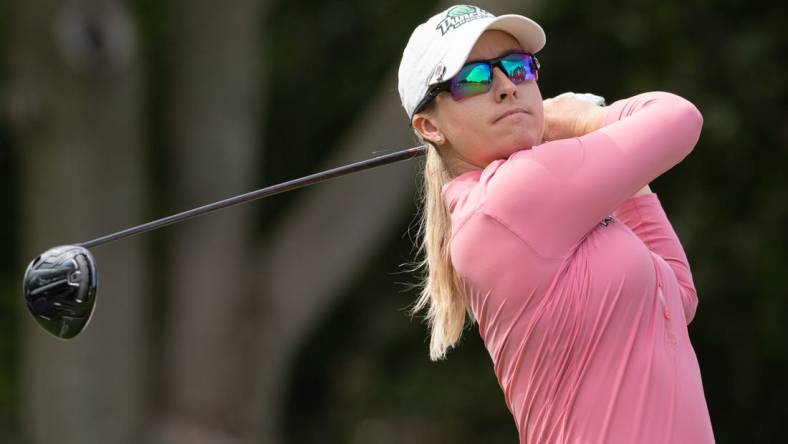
[
  {"left": 543, "top": 96, "right": 609, "bottom": 141},
  {"left": 580, "top": 106, "right": 607, "bottom": 136}
]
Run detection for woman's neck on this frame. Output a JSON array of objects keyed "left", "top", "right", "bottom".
[{"left": 441, "top": 145, "right": 483, "bottom": 178}]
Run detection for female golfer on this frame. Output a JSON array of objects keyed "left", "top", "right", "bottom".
[{"left": 399, "top": 5, "right": 715, "bottom": 443}]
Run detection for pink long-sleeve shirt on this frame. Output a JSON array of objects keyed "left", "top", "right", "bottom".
[{"left": 442, "top": 92, "right": 715, "bottom": 443}]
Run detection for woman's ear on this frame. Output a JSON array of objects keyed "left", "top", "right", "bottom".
[{"left": 412, "top": 113, "right": 445, "bottom": 145}]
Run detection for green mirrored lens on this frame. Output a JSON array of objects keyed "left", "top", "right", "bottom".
[
  {"left": 464, "top": 64, "right": 490, "bottom": 83},
  {"left": 451, "top": 63, "right": 491, "bottom": 99},
  {"left": 501, "top": 54, "right": 533, "bottom": 83}
]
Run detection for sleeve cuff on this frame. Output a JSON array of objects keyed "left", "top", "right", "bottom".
[{"left": 602, "top": 96, "right": 634, "bottom": 127}]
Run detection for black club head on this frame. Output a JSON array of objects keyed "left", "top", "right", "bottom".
[{"left": 23, "top": 245, "right": 98, "bottom": 339}]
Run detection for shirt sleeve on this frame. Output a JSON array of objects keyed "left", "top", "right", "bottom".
[
  {"left": 483, "top": 91, "right": 703, "bottom": 259},
  {"left": 613, "top": 193, "right": 699, "bottom": 323}
]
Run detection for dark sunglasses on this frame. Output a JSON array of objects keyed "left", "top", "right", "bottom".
[{"left": 414, "top": 51, "right": 540, "bottom": 115}]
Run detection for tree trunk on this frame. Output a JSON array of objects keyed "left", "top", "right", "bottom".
[
  {"left": 7, "top": 0, "right": 148, "bottom": 443},
  {"left": 155, "top": 1, "right": 269, "bottom": 443}
]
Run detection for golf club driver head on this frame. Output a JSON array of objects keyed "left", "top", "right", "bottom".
[{"left": 23, "top": 245, "right": 97, "bottom": 339}]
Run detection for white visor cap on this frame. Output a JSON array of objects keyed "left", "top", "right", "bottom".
[{"left": 398, "top": 4, "right": 546, "bottom": 118}]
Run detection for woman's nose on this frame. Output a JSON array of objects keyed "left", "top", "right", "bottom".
[{"left": 492, "top": 67, "right": 518, "bottom": 102}]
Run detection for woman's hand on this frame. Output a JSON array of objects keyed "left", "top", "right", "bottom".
[
  {"left": 542, "top": 95, "right": 653, "bottom": 196},
  {"left": 542, "top": 95, "right": 607, "bottom": 142}
]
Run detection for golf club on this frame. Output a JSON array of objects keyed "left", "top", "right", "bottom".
[{"left": 23, "top": 144, "right": 427, "bottom": 339}]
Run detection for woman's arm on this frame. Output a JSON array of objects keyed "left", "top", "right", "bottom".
[
  {"left": 543, "top": 94, "right": 655, "bottom": 199},
  {"left": 483, "top": 91, "right": 702, "bottom": 259},
  {"left": 598, "top": 107, "right": 698, "bottom": 321},
  {"left": 613, "top": 192, "right": 699, "bottom": 322}
]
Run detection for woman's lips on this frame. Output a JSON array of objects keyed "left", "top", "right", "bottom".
[{"left": 493, "top": 107, "right": 529, "bottom": 123}]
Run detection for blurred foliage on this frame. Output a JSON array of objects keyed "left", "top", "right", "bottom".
[{"left": 0, "top": 0, "right": 786, "bottom": 442}]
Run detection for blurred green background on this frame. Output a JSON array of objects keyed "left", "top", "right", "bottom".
[{"left": 1, "top": 0, "right": 786, "bottom": 442}]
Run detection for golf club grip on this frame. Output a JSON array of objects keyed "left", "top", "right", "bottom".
[{"left": 80, "top": 145, "right": 428, "bottom": 249}]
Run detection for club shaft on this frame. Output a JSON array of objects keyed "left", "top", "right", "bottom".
[{"left": 80, "top": 145, "right": 428, "bottom": 249}]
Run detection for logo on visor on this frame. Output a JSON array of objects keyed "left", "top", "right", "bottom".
[{"left": 436, "top": 5, "right": 494, "bottom": 35}]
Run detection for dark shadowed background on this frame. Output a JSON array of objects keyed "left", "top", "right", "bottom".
[{"left": 1, "top": 0, "right": 786, "bottom": 443}]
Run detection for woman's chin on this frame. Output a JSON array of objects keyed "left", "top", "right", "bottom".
[
  {"left": 511, "top": 133, "right": 540, "bottom": 151},
  {"left": 496, "top": 125, "right": 540, "bottom": 148}
]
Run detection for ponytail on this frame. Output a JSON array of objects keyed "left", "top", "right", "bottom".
[{"left": 411, "top": 138, "right": 472, "bottom": 361}]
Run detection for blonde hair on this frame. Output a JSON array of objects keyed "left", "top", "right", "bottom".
[{"left": 410, "top": 134, "right": 473, "bottom": 361}]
